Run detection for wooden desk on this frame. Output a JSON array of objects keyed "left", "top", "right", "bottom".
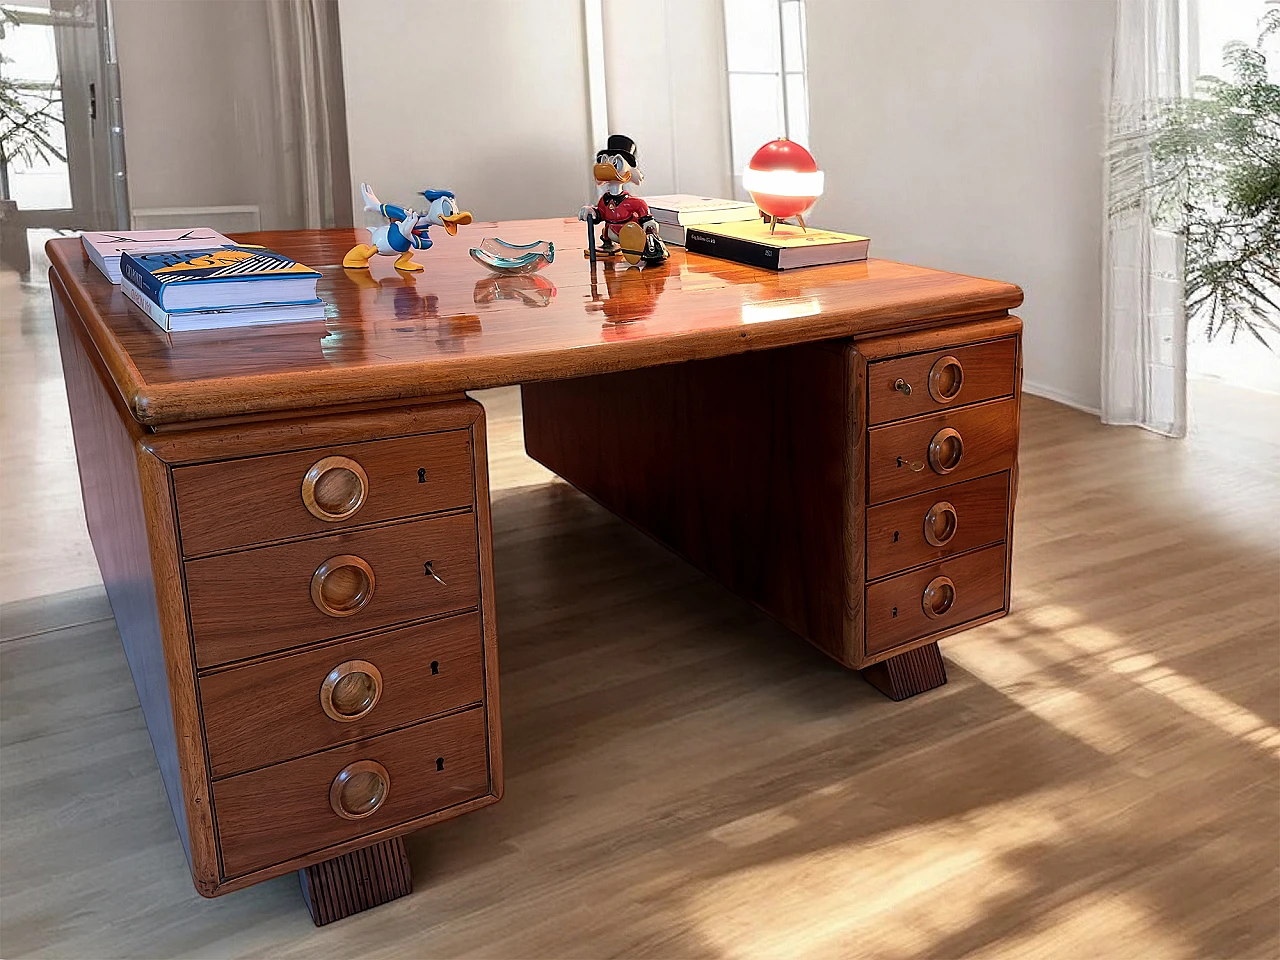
[{"left": 46, "top": 218, "right": 1023, "bottom": 924}]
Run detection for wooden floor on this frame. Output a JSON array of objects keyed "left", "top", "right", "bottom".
[{"left": 2, "top": 253, "right": 1278, "bottom": 958}]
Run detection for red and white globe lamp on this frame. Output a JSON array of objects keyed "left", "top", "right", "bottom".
[{"left": 742, "top": 138, "right": 825, "bottom": 233}]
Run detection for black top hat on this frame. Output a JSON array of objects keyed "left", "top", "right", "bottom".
[{"left": 597, "top": 134, "right": 638, "bottom": 168}]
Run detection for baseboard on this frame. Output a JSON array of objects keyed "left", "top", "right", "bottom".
[
  {"left": 131, "top": 205, "right": 262, "bottom": 234},
  {"left": 1022, "top": 379, "right": 1101, "bottom": 416}
]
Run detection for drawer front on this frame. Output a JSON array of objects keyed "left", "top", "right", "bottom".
[
  {"left": 200, "top": 611, "right": 486, "bottom": 778},
  {"left": 173, "top": 430, "right": 475, "bottom": 557},
  {"left": 187, "top": 512, "right": 480, "bottom": 667},
  {"left": 867, "top": 336, "right": 1017, "bottom": 425},
  {"left": 867, "top": 398, "right": 1017, "bottom": 505},
  {"left": 865, "top": 543, "right": 1007, "bottom": 657},
  {"left": 865, "top": 472, "right": 1010, "bottom": 581},
  {"left": 214, "top": 706, "right": 489, "bottom": 878}
]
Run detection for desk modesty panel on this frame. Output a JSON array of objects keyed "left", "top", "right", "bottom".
[{"left": 47, "top": 222, "right": 1022, "bottom": 922}]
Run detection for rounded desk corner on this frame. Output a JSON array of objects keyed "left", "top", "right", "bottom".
[{"left": 192, "top": 874, "right": 221, "bottom": 899}]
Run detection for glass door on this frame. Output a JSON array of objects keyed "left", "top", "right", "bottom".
[{"left": 1, "top": 0, "right": 127, "bottom": 234}]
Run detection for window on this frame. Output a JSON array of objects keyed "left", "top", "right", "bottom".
[
  {"left": 0, "top": 3, "right": 70, "bottom": 210},
  {"left": 723, "top": 0, "right": 809, "bottom": 197}
]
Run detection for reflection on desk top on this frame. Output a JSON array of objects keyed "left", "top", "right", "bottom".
[{"left": 46, "top": 217, "right": 1023, "bottom": 426}]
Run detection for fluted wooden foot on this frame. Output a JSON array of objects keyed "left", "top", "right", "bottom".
[
  {"left": 861, "top": 642, "right": 947, "bottom": 701},
  {"left": 298, "top": 836, "right": 412, "bottom": 926}
]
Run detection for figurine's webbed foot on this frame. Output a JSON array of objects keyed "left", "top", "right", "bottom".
[
  {"left": 393, "top": 252, "right": 425, "bottom": 272},
  {"left": 342, "top": 243, "right": 378, "bottom": 269}
]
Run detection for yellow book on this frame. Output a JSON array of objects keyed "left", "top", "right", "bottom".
[{"left": 685, "top": 220, "right": 870, "bottom": 270}]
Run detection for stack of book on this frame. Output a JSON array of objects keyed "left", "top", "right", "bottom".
[
  {"left": 120, "top": 246, "right": 324, "bottom": 332},
  {"left": 644, "top": 194, "right": 760, "bottom": 246}
]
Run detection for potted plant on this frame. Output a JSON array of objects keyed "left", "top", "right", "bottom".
[
  {"left": 0, "top": 7, "right": 66, "bottom": 274},
  {"left": 1149, "top": 11, "right": 1280, "bottom": 348}
]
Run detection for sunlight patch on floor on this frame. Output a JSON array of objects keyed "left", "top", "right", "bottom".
[
  {"left": 957, "top": 601, "right": 1280, "bottom": 761},
  {"left": 684, "top": 790, "right": 1193, "bottom": 960}
]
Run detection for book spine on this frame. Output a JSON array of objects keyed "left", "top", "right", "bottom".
[
  {"left": 119, "top": 253, "right": 167, "bottom": 306},
  {"left": 684, "top": 228, "right": 783, "bottom": 271},
  {"left": 121, "top": 277, "right": 171, "bottom": 331}
]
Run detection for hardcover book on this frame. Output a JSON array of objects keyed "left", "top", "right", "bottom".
[
  {"left": 644, "top": 194, "right": 760, "bottom": 227},
  {"left": 81, "top": 228, "right": 234, "bottom": 284},
  {"left": 121, "top": 276, "right": 325, "bottom": 333},
  {"left": 685, "top": 221, "right": 871, "bottom": 271},
  {"left": 119, "top": 246, "right": 322, "bottom": 312}
]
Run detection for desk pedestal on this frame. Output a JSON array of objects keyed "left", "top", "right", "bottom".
[{"left": 523, "top": 317, "right": 1022, "bottom": 684}]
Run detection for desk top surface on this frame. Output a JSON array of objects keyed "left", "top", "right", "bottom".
[{"left": 47, "top": 218, "right": 1022, "bottom": 426}]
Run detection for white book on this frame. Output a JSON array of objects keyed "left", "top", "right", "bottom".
[
  {"left": 657, "top": 221, "right": 687, "bottom": 247},
  {"left": 81, "top": 228, "right": 234, "bottom": 284},
  {"left": 644, "top": 194, "right": 760, "bottom": 227},
  {"left": 121, "top": 276, "right": 325, "bottom": 332}
]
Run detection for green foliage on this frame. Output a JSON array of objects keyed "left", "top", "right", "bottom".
[
  {"left": 0, "top": 7, "right": 67, "bottom": 195},
  {"left": 1150, "top": 10, "right": 1280, "bottom": 347}
]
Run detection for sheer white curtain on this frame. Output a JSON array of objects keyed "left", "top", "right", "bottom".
[{"left": 1101, "top": 0, "right": 1189, "bottom": 436}]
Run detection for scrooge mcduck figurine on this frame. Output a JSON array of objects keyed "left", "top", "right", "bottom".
[
  {"left": 343, "top": 182, "right": 473, "bottom": 272},
  {"left": 578, "top": 134, "right": 669, "bottom": 266}
]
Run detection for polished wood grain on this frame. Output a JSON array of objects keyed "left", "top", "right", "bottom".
[
  {"left": 867, "top": 398, "right": 1019, "bottom": 504},
  {"left": 173, "top": 429, "right": 475, "bottom": 557},
  {"left": 867, "top": 335, "right": 1018, "bottom": 424},
  {"left": 865, "top": 471, "right": 1011, "bottom": 580},
  {"left": 854, "top": 314, "right": 1024, "bottom": 362},
  {"left": 213, "top": 706, "right": 489, "bottom": 877},
  {"left": 298, "top": 836, "right": 412, "bottom": 926},
  {"left": 864, "top": 543, "right": 1008, "bottom": 656},
  {"left": 198, "top": 611, "right": 485, "bottom": 778},
  {"left": 44, "top": 222, "right": 1023, "bottom": 425},
  {"left": 523, "top": 341, "right": 859, "bottom": 665},
  {"left": 185, "top": 511, "right": 481, "bottom": 667}
]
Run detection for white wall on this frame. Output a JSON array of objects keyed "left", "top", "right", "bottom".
[
  {"left": 337, "top": 0, "right": 595, "bottom": 224},
  {"left": 805, "top": 0, "right": 1116, "bottom": 412},
  {"left": 113, "top": 0, "right": 281, "bottom": 228},
  {"left": 602, "top": 0, "right": 734, "bottom": 198}
]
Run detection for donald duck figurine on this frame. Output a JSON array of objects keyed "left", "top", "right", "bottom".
[{"left": 343, "top": 182, "right": 473, "bottom": 272}]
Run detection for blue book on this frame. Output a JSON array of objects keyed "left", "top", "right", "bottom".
[{"left": 119, "top": 245, "right": 321, "bottom": 312}]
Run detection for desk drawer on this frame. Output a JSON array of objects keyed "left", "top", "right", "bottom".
[
  {"left": 173, "top": 430, "right": 475, "bottom": 557},
  {"left": 187, "top": 512, "right": 480, "bottom": 667},
  {"left": 867, "top": 398, "right": 1017, "bottom": 505},
  {"left": 865, "top": 543, "right": 1007, "bottom": 657},
  {"left": 200, "top": 611, "right": 485, "bottom": 778},
  {"left": 214, "top": 706, "right": 489, "bottom": 878},
  {"left": 866, "top": 336, "right": 1017, "bottom": 425},
  {"left": 865, "top": 472, "right": 1010, "bottom": 581}
]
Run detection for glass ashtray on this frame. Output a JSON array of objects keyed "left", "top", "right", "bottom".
[{"left": 469, "top": 238, "right": 555, "bottom": 274}]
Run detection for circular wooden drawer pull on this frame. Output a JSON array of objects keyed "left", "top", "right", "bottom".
[
  {"left": 927, "top": 427, "right": 964, "bottom": 474},
  {"left": 922, "top": 576, "right": 956, "bottom": 619},
  {"left": 319, "top": 659, "right": 383, "bottom": 722},
  {"left": 928, "top": 355, "right": 964, "bottom": 402},
  {"left": 330, "top": 759, "right": 389, "bottom": 820},
  {"left": 301, "top": 456, "right": 369, "bottom": 522},
  {"left": 923, "top": 500, "right": 958, "bottom": 547},
  {"left": 311, "top": 555, "right": 375, "bottom": 617}
]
